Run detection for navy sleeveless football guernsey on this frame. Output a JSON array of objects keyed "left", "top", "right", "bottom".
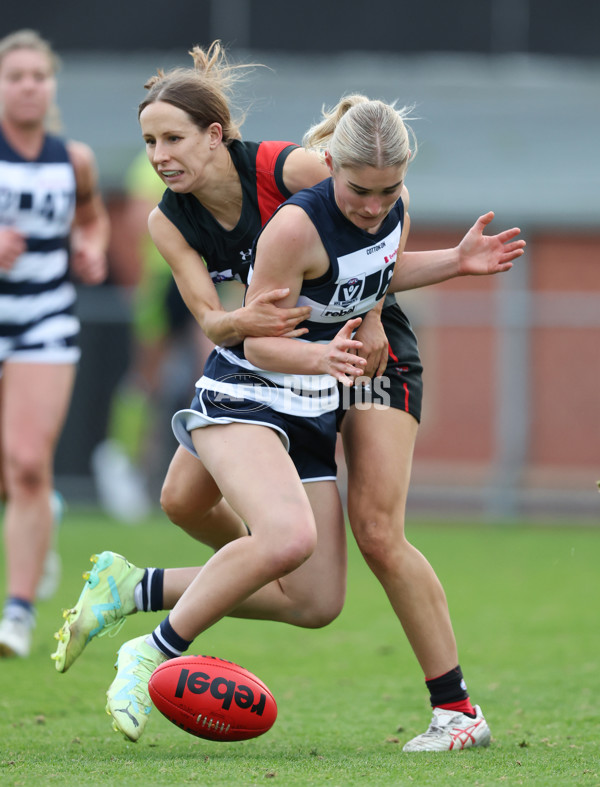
[{"left": 200, "top": 177, "right": 404, "bottom": 417}]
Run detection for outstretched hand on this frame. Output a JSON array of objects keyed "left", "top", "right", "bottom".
[
  {"left": 457, "top": 211, "right": 525, "bottom": 276},
  {"left": 321, "top": 318, "right": 367, "bottom": 386}
]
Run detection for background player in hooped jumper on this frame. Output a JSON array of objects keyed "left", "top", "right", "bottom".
[
  {"left": 51, "top": 43, "right": 524, "bottom": 750},
  {"left": 0, "top": 30, "right": 108, "bottom": 658}
]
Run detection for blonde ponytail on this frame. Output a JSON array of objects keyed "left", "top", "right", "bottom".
[{"left": 303, "top": 94, "right": 416, "bottom": 170}]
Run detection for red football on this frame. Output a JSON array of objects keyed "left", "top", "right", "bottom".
[{"left": 148, "top": 654, "right": 277, "bottom": 741}]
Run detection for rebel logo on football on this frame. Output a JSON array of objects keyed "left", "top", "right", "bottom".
[{"left": 174, "top": 668, "right": 268, "bottom": 716}]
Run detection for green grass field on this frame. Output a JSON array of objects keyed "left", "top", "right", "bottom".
[{"left": 1, "top": 509, "right": 598, "bottom": 786}]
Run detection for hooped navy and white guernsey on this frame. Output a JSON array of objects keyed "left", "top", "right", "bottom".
[
  {"left": 0, "top": 128, "right": 79, "bottom": 363},
  {"left": 199, "top": 177, "right": 404, "bottom": 418}
]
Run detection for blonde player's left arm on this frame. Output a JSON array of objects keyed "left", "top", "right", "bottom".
[{"left": 390, "top": 196, "right": 525, "bottom": 293}]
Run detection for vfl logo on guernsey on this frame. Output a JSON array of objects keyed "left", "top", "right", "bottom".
[
  {"left": 322, "top": 274, "right": 365, "bottom": 317},
  {"left": 333, "top": 275, "right": 366, "bottom": 307}
]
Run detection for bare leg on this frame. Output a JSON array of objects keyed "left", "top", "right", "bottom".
[
  {"left": 342, "top": 406, "right": 458, "bottom": 678},
  {"left": 168, "top": 423, "right": 319, "bottom": 641},
  {"left": 160, "top": 446, "right": 248, "bottom": 550},
  {"left": 160, "top": 480, "right": 346, "bottom": 625},
  {"left": 2, "top": 362, "right": 75, "bottom": 601},
  {"left": 54, "top": 423, "right": 346, "bottom": 673},
  {"left": 226, "top": 479, "right": 346, "bottom": 626}
]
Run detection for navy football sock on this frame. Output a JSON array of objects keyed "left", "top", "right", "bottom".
[
  {"left": 135, "top": 568, "right": 165, "bottom": 611},
  {"left": 151, "top": 614, "right": 192, "bottom": 659},
  {"left": 4, "top": 597, "right": 35, "bottom": 624}
]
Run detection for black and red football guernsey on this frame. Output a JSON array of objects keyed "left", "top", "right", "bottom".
[{"left": 158, "top": 139, "right": 300, "bottom": 285}]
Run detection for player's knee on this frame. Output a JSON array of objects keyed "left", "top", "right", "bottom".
[
  {"left": 350, "top": 511, "right": 401, "bottom": 568},
  {"left": 160, "top": 476, "right": 193, "bottom": 525},
  {"left": 267, "top": 523, "right": 317, "bottom": 578},
  {"left": 302, "top": 589, "right": 345, "bottom": 628},
  {"left": 271, "top": 542, "right": 313, "bottom": 577},
  {"left": 159, "top": 487, "right": 182, "bottom": 525},
  {"left": 4, "top": 448, "right": 47, "bottom": 493}
]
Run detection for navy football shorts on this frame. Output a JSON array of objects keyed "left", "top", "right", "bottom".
[{"left": 173, "top": 387, "right": 337, "bottom": 483}]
